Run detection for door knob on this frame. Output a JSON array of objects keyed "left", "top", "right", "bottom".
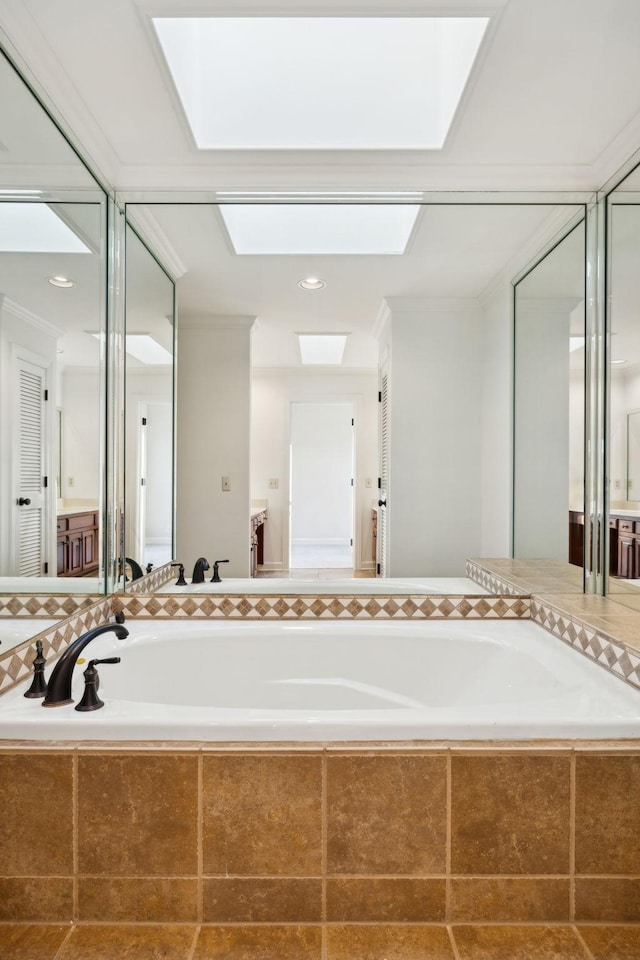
[
  {"left": 17, "top": 497, "right": 31, "bottom": 506},
  {"left": 378, "top": 499, "right": 387, "bottom": 507}
]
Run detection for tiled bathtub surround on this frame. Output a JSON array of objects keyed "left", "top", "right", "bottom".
[
  {"left": 532, "top": 596, "right": 640, "bottom": 691},
  {"left": 0, "top": 745, "right": 639, "bottom": 936},
  {"left": 124, "top": 560, "right": 174, "bottom": 594},
  {"left": 0, "top": 593, "right": 98, "bottom": 618}
]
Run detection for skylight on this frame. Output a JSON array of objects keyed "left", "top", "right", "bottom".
[
  {"left": 0, "top": 203, "right": 91, "bottom": 253},
  {"left": 219, "top": 204, "right": 421, "bottom": 255},
  {"left": 152, "top": 17, "right": 489, "bottom": 150},
  {"left": 298, "top": 334, "right": 349, "bottom": 365}
]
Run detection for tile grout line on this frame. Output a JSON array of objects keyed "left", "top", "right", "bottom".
[
  {"left": 72, "top": 750, "right": 78, "bottom": 923},
  {"left": 186, "top": 924, "right": 201, "bottom": 960},
  {"left": 573, "top": 924, "right": 596, "bottom": 959},
  {"left": 570, "top": 752, "right": 576, "bottom": 923},
  {"left": 447, "top": 924, "right": 462, "bottom": 960},
  {"left": 52, "top": 924, "right": 75, "bottom": 959},
  {"left": 321, "top": 750, "right": 327, "bottom": 960},
  {"left": 445, "top": 751, "right": 452, "bottom": 922},
  {"left": 197, "top": 753, "right": 203, "bottom": 925}
]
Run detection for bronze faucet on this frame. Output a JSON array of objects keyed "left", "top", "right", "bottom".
[{"left": 43, "top": 623, "right": 128, "bottom": 707}]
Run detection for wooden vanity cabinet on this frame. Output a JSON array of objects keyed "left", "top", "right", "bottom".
[
  {"left": 56, "top": 511, "right": 99, "bottom": 577},
  {"left": 570, "top": 511, "right": 640, "bottom": 578}
]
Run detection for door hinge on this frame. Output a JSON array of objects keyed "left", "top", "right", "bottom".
[
  {"left": 350, "top": 538, "right": 353, "bottom": 546},
  {"left": 141, "top": 478, "right": 146, "bottom": 486},
  {"left": 378, "top": 477, "right": 381, "bottom": 489},
  {"left": 43, "top": 476, "right": 48, "bottom": 488},
  {"left": 44, "top": 389, "right": 49, "bottom": 401},
  {"left": 378, "top": 390, "right": 382, "bottom": 402},
  {"left": 351, "top": 418, "right": 354, "bottom": 426},
  {"left": 350, "top": 478, "right": 354, "bottom": 486},
  {"left": 376, "top": 562, "right": 381, "bottom": 575},
  {"left": 44, "top": 562, "right": 49, "bottom": 574},
  {"left": 142, "top": 417, "right": 147, "bottom": 426}
]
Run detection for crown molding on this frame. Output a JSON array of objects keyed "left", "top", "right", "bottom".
[
  {"left": 179, "top": 314, "right": 256, "bottom": 329},
  {"left": 0, "top": 295, "right": 65, "bottom": 339},
  {"left": 125, "top": 205, "right": 187, "bottom": 281},
  {"left": 0, "top": 7, "right": 119, "bottom": 192}
]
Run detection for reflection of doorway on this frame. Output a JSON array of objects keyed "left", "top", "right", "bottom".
[
  {"left": 289, "top": 402, "right": 354, "bottom": 570},
  {"left": 136, "top": 400, "right": 172, "bottom": 567}
]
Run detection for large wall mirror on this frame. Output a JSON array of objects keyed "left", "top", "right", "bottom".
[
  {"left": 605, "top": 162, "right": 640, "bottom": 602},
  {"left": 0, "top": 50, "right": 107, "bottom": 620},
  {"left": 513, "top": 220, "right": 586, "bottom": 582},
  {"left": 125, "top": 200, "right": 586, "bottom": 596}
]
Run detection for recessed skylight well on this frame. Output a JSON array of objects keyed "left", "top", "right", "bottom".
[
  {"left": 0, "top": 203, "right": 91, "bottom": 253},
  {"left": 298, "top": 334, "right": 349, "bottom": 365},
  {"left": 219, "top": 204, "right": 421, "bottom": 255},
  {"left": 90, "top": 333, "right": 172, "bottom": 365},
  {"left": 152, "top": 17, "right": 489, "bottom": 150}
]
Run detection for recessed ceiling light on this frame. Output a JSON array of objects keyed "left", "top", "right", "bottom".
[
  {"left": 297, "top": 334, "right": 349, "bottom": 365},
  {"left": 298, "top": 277, "right": 326, "bottom": 290},
  {"left": 48, "top": 276, "right": 75, "bottom": 288}
]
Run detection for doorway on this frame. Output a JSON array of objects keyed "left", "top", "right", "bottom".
[
  {"left": 135, "top": 399, "right": 173, "bottom": 568},
  {"left": 289, "top": 401, "right": 354, "bottom": 571}
]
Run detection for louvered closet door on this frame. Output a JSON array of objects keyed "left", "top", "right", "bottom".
[
  {"left": 16, "top": 359, "right": 46, "bottom": 576},
  {"left": 379, "top": 371, "right": 389, "bottom": 577}
]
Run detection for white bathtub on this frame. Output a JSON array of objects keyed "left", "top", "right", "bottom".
[
  {"left": 0, "top": 576, "right": 102, "bottom": 594},
  {"left": 158, "top": 576, "right": 491, "bottom": 595},
  {"left": 0, "top": 619, "right": 58, "bottom": 654},
  {"left": 1, "top": 619, "right": 639, "bottom": 741}
]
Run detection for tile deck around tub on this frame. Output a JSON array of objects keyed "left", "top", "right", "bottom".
[{"left": 1, "top": 923, "right": 639, "bottom": 959}]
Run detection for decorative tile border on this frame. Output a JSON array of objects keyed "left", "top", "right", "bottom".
[
  {"left": 531, "top": 597, "right": 640, "bottom": 691},
  {"left": 125, "top": 561, "right": 174, "bottom": 594},
  {"left": 466, "top": 560, "right": 523, "bottom": 596},
  {"left": 0, "top": 597, "right": 113, "bottom": 697},
  {"left": 0, "top": 593, "right": 100, "bottom": 618},
  {"left": 113, "top": 592, "right": 531, "bottom": 620}
]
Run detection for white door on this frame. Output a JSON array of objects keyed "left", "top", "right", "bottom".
[
  {"left": 136, "top": 400, "right": 173, "bottom": 566},
  {"left": 12, "top": 351, "right": 49, "bottom": 576},
  {"left": 290, "top": 402, "right": 354, "bottom": 569}
]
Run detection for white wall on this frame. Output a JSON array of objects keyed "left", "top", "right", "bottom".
[
  {"left": 251, "top": 369, "right": 378, "bottom": 572},
  {"left": 513, "top": 299, "right": 570, "bottom": 559},
  {"left": 479, "top": 285, "right": 512, "bottom": 557},
  {"left": 60, "top": 369, "right": 101, "bottom": 501},
  {"left": 381, "top": 298, "right": 483, "bottom": 577},
  {"left": 290, "top": 402, "right": 354, "bottom": 543},
  {"left": 177, "top": 316, "right": 253, "bottom": 577}
]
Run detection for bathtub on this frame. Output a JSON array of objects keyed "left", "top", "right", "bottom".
[
  {"left": 0, "top": 576, "right": 102, "bottom": 594},
  {"left": 158, "top": 576, "right": 491, "bottom": 595},
  {"left": 0, "top": 619, "right": 58, "bottom": 654},
  {"left": 1, "top": 619, "right": 639, "bottom": 741}
]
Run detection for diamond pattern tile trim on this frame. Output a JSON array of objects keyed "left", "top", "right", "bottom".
[
  {"left": 115, "top": 593, "right": 531, "bottom": 620},
  {"left": 0, "top": 594, "right": 98, "bottom": 618},
  {"left": 531, "top": 598, "right": 640, "bottom": 691},
  {"left": 465, "top": 560, "right": 523, "bottom": 596}
]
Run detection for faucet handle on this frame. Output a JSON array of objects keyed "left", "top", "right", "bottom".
[
  {"left": 75, "top": 657, "right": 121, "bottom": 713},
  {"left": 171, "top": 562, "right": 187, "bottom": 585},
  {"left": 211, "top": 559, "right": 230, "bottom": 583}
]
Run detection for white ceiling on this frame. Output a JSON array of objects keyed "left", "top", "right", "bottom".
[
  {"left": 1, "top": 0, "right": 640, "bottom": 192},
  {"left": 2, "top": 0, "right": 640, "bottom": 369}
]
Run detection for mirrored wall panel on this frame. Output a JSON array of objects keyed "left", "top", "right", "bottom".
[
  {"left": 606, "top": 163, "right": 640, "bottom": 600},
  {"left": 513, "top": 220, "right": 586, "bottom": 576},
  {"left": 126, "top": 201, "right": 585, "bottom": 595},
  {"left": 122, "top": 223, "right": 175, "bottom": 585},
  {"left": 0, "top": 50, "right": 107, "bottom": 601}
]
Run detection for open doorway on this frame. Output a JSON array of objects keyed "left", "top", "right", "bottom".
[{"left": 289, "top": 401, "right": 354, "bottom": 572}]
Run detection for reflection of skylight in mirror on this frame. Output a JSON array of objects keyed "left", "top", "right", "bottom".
[
  {"left": 219, "top": 205, "right": 421, "bottom": 255},
  {"left": 152, "top": 17, "right": 489, "bottom": 149},
  {"left": 569, "top": 337, "right": 585, "bottom": 352},
  {"left": 298, "top": 335, "right": 349, "bottom": 365},
  {"left": 0, "top": 203, "right": 91, "bottom": 253},
  {"left": 91, "top": 333, "right": 172, "bottom": 365}
]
